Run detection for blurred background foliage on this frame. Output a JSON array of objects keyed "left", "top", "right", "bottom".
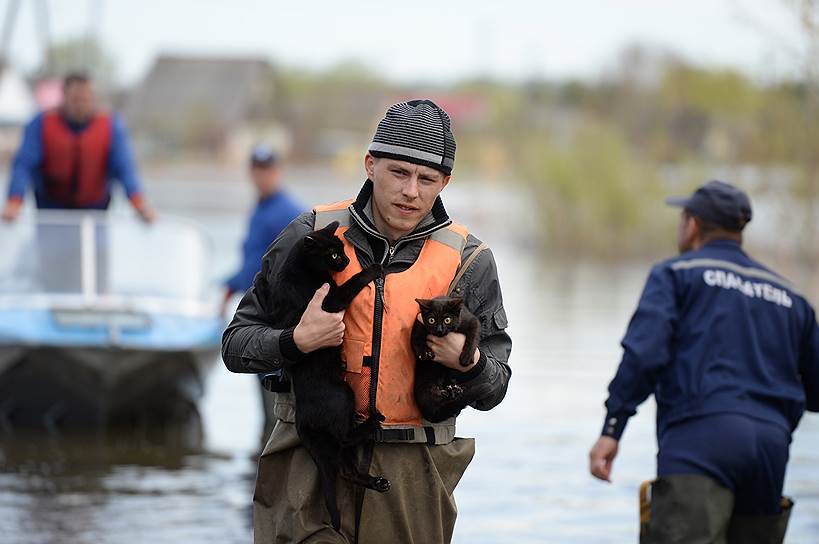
[{"left": 6, "top": 2, "right": 819, "bottom": 261}]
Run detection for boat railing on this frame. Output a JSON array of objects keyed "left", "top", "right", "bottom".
[{"left": 0, "top": 210, "right": 219, "bottom": 316}]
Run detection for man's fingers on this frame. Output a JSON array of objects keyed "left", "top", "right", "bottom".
[
  {"left": 427, "top": 335, "right": 442, "bottom": 345},
  {"left": 312, "top": 283, "right": 330, "bottom": 304},
  {"left": 590, "top": 458, "right": 611, "bottom": 482}
]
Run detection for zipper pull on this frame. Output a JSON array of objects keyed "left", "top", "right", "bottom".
[
  {"left": 389, "top": 245, "right": 396, "bottom": 257},
  {"left": 375, "top": 276, "right": 385, "bottom": 308}
]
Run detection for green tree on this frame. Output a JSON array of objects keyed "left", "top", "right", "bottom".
[{"left": 38, "top": 36, "right": 117, "bottom": 90}]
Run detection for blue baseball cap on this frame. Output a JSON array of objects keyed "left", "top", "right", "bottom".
[
  {"left": 666, "top": 180, "right": 752, "bottom": 231},
  {"left": 250, "top": 144, "right": 277, "bottom": 167}
]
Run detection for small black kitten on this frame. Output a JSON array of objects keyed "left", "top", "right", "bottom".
[
  {"left": 257, "top": 220, "right": 389, "bottom": 531},
  {"left": 411, "top": 296, "right": 481, "bottom": 423}
]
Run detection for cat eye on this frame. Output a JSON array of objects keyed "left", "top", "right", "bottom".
[
  {"left": 444, "top": 317, "right": 452, "bottom": 325},
  {"left": 428, "top": 318, "right": 435, "bottom": 324},
  {"left": 331, "top": 252, "right": 338, "bottom": 259}
]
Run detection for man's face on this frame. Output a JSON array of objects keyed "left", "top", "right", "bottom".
[
  {"left": 250, "top": 164, "right": 281, "bottom": 197},
  {"left": 62, "top": 82, "right": 96, "bottom": 123},
  {"left": 677, "top": 211, "right": 698, "bottom": 254},
  {"left": 365, "top": 155, "right": 450, "bottom": 242}
]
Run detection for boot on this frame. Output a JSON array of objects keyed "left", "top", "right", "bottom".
[
  {"left": 640, "top": 475, "right": 734, "bottom": 544},
  {"left": 726, "top": 497, "right": 794, "bottom": 544}
]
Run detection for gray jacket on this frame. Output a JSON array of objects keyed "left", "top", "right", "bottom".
[{"left": 221, "top": 180, "right": 512, "bottom": 413}]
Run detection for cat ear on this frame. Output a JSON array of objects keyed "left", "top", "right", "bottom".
[
  {"left": 322, "top": 220, "right": 339, "bottom": 233},
  {"left": 415, "top": 298, "right": 432, "bottom": 310},
  {"left": 303, "top": 234, "right": 317, "bottom": 247},
  {"left": 446, "top": 298, "right": 464, "bottom": 310}
]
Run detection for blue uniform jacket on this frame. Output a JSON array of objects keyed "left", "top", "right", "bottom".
[
  {"left": 225, "top": 190, "right": 303, "bottom": 294},
  {"left": 6, "top": 112, "right": 144, "bottom": 209},
  {"left": 603, "top": 239, "right": 819, "bottom": 441}
]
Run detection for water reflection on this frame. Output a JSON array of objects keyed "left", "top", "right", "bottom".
[{"left": 0, "top": 425, "right": 255, "bottom": 543}]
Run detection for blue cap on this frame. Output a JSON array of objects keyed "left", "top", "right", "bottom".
[
  {"left": 666, "top": 180, "right": 752, "bottom": 231},
  {"left": 250, "top": 144, "right": 277, "bottom": 167}
]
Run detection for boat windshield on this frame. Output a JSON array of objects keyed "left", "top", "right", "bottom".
[{"left": 0, "top": 211, "right": 213, "bottom": 300}]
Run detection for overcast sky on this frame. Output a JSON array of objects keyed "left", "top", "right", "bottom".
[{"left": 1, "top": 0, "right": 808, "bottom": 86}]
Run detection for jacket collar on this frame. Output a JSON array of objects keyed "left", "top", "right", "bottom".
[
  {"left": 347, "top": 179, "right": 452, "bottom": 246},
  {"left": 703, "top": 238, "right": 743, "bottom": 251}
]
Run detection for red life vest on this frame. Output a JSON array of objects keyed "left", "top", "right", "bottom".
[{"left": 41, "top": 110, "right": 112, "bottom": 207}]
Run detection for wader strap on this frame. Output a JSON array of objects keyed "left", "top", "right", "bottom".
[
  {"left": 375, "top": 427, "right": 436, "bottom": 445},
  {"left": 447, "top": 242, "right": 489, "bottom": 296},
  {"left": 373, "top": 420, "right": 456, "bottom": 445},
  {"left": 353, "top": 441, "right": 374, "bottom": 544}
]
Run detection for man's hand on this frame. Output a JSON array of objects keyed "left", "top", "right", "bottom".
[
  {"left": 1, "top": 199, "right": 22, "bottom": 222},
  {"left": 589, "top": 436, "right": 619, "bottom": 482},
  {"left": 135, "top": 204, "right": 157, "bottom": 223},
  {"left": 220, "top": 289, "right": 234, "bottom": 317},
  {"left": 418, "top": 314, "right": 480, "bottom": 372},
  {"left": 293, "top": 284, "right": 345, "bottom": 353}
]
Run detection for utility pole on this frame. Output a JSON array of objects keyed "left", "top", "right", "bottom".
[{"left": 0, "top": 0, "right": 21, "bottom": 66}]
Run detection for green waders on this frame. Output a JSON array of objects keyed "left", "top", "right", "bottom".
[
  {"left": 253, "top": 420, "right": 475, "bottom": 544},
  {"left": 639, "top": 475, "right": 794, "bottom": 544}
]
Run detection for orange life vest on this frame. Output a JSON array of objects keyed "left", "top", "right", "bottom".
[
  {"left": 313, "top": 200, "right": 468, "bottom": 432},
  {"left": 41, "top": 110, "right": 112, "bottom": 207}
]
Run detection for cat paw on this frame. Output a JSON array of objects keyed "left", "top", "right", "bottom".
[
  {"left": 372, "top": 477, "right": 391, "bottom": 493},
  {"left": 458, "top": 356, "right": 475, "bottom": 367},
  {"left": 442, "top": 384, "right": 463, "bottom": 399}
]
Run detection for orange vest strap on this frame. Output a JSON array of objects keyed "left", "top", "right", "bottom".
[
  {"left": 313, "top": 200, "right": 353, "bottom": 228},
  {"left": 430, "top": 223, "right": 468, "bottom": 253}
]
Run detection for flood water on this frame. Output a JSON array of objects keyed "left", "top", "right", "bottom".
[{"left": 1, "top": 175, "right": 818, "bottom": 543}]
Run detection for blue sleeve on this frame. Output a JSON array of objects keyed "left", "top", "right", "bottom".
[
  {"left": 800, "top": 305, "right": 819, "bottom": 412},
  {"left": 225, "top": 198, "right": 304, "bottom": 294},
  {"left": 7, "top": 114, "right": 44, "bottom": 200},
  {"left": 107, "top": 115, "right": 143, "bottom": 198},
  {"left": 602, "top": 264, "right": 679, "bottom": 439},
  {"left": 225, "top": 236, "right": 266, "bottom": 294},
  {"left": 225, "top": 218, "right": 279, "bottom": 294}
]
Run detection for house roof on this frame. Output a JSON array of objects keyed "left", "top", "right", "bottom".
[{"left": 124, "top": 54, "right": 275, "bottom": 128}]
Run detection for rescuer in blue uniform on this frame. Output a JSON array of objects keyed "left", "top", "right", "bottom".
[
  {"left": 223, "top": 145, "right": 303, "bottom": 441},
  {"left": 588, "top": 181, "right": 819, "bottom": 543},
  {"left": 223, "top": 145, "right": 303, "bottom": 304}
]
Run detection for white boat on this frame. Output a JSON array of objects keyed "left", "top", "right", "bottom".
[{"left": 0, "top": 211, "right": 224, "bottom": 433}]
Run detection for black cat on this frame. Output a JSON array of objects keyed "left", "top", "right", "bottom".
[
  {"left": 411, "top": 296, "right": 481, "bottom": 423},
  {"left": 258, "top": 220, "right": 390, "bottom": 531}
]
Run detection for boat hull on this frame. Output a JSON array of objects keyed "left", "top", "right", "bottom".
[{"left": 0, "top": 345, "right": 219, "bottom": 432}]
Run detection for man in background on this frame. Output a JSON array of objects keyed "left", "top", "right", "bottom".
[
  {"left": 589, "top": 181, "right": 819, "bottom": 543},
  {"left": 223, "top": 144, "right": 304, "bottom": 440},
  {"left": 1, "top": 71, "right": 155, "bottom": 222}
]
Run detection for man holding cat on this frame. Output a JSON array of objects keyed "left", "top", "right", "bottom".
[
  {"left": 222, "top": 99, "right": 512, "bottom": 543},
  {"left": 589, "top": 181, "right": 819, "bottom": 543}
]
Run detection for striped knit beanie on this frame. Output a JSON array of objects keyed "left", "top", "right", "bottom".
[{"left": 368, "top": 99, "right": 456, "bottom": 175}]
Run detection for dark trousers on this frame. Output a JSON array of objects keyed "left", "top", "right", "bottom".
[
  {"left": 658, "top": 413, "right": 790, "bottom": 515},
  {"left": 642, "top": 413, "right": 794, "bottom": 544}
]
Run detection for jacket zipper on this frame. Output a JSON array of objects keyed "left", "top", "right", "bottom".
[{"left": 369, "top": 275, "right": 385, "bottom": 415}]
